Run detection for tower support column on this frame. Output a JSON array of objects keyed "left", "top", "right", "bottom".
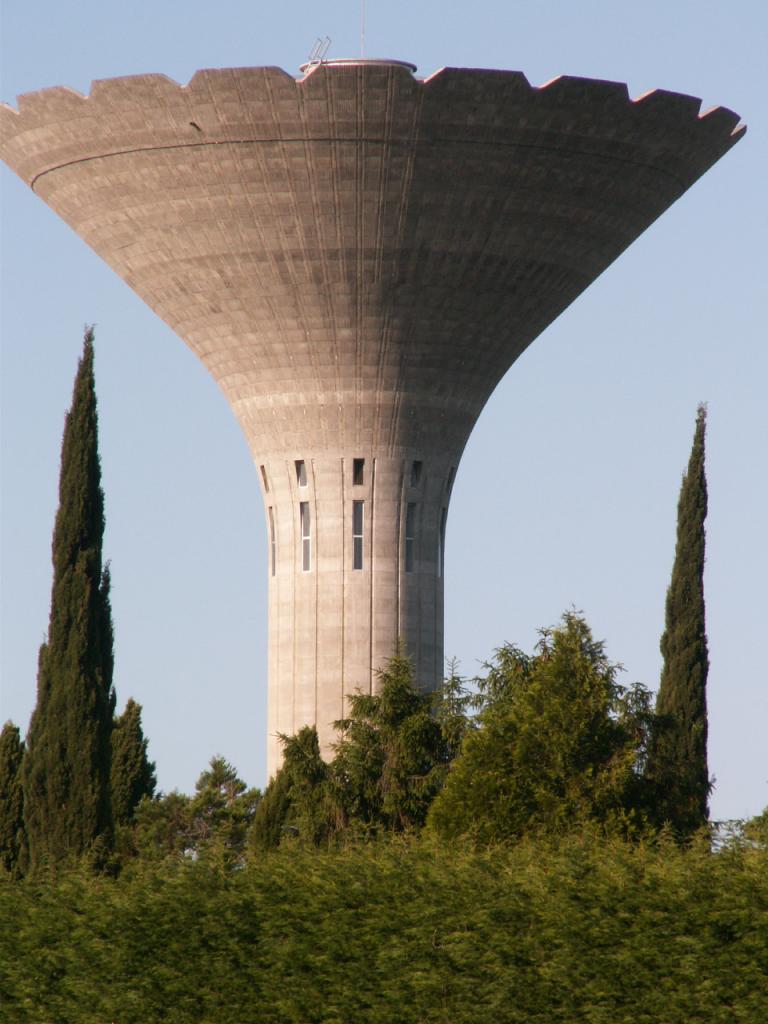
[{"left": 261, "top": 451, "right": 454, "bottom": 774}]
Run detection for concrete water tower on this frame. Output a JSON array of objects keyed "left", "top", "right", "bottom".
[{"left": 0, "top": 58, "right": 744, "bottom": 775}]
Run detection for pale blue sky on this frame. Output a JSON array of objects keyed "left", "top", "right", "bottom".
[{"left": 1, "top": 0, "right": 766, "bottom": 819}]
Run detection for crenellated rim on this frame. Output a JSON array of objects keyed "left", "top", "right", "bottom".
[
  {"left": 0, "top": 63, "right": 745, "bottom": 200},
  {"left": 0, "top": 63, "right": 745, "bottom": 141}
]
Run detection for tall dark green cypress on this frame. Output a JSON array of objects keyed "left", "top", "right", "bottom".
[
  {"left": 0, "top": 722, "right": 27, "bottom": 877},
  {"left": 648, "top": 404, "right": 710, "bottom": 836},
  {"left": 22, "top": 328, "right": 115, "bottom": 870},
  {"left": 111, "top": 699, "right": 156, "bottom": 826}
]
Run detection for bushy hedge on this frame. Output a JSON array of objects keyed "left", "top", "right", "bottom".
[{"left": 2, "top": 833, "right": 766, "bottom": 1023}]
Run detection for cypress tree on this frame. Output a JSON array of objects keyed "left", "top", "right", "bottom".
[
  {"left": 648, "top": 404, "right": 710, "bottom": 836},
  {"left": 111, "top": 698, "right": 156, "bottom": 826},
  {"left": 0, "top": 722, "right": 27, "bottom": 876},
  {"left": 249, "top": 770, "right": 292, "bottom": 852},
  {"left": 22, "top": 328, "right": 115, "bottom": 870}
]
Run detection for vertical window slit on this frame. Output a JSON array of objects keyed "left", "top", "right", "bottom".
[
  {"left": 353, "top": 458, "right": 365, "bottom": 486},
  {"left": 300, "top": 501, "right": 311, "bottom": 572},
  {"left": 353, "top": 500, "right": 364, "bottom": 570},
  {"left": 260, "top": 465, "right": 269, "bottom": 492},
  {"left": 410, "top": 460, "right": 423, "bottom": 488},
  {"left": 295, "top": 460, "right": 307, "bottom": 487}
]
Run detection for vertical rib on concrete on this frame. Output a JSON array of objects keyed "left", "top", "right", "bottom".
[{"left": 0, "top": 61, "right": 744, "bottom": 775}]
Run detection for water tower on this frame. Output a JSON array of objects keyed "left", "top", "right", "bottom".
[{"left": 0, "top": 59, "right": 744, "bottom": 774}]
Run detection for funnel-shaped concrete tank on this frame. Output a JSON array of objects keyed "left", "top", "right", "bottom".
[{"left": 0, "top": 60, "right": 744, "bottom": 775}]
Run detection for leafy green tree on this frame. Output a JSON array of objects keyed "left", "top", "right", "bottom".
[
  {"left": 129, "top": 757, "right": 259, "bottom": 866},
  {"left": 187, "top": 757, "right": 260, "bottom": 863},
  {"left": 132, "top": 790, "right": 193, "bottom": 861},
  {"left": 744, "top": 807, "right": 768, "bottom": 847},
  {"left": 249, "top": 768, "right": 292, "bottom": 852},
  {"left": 428, "top": 612, "right": 653, "bottom": 844},
  {"left": 432, "top": 659, "right": 474, "bottom": 762},
  {"left": 0, "top": 722, "right": 27, "bottom": 876},
  {"left": 251, "top": 653, "right": 451, "bottom": 848},
  {"left": 647, "top": 405, "right": 711, "bottom": 837},
  {"left": 22, "top": 328, "right": 116, "bottom": 871},
  {"left": 111, "top": 698, "right": 156, "bottom": 826},
  {"left": 283, "top": 726, "right": 347, "bottom": 845},
  {"left": 333, "top": 647, "right": 449, "bottom": 833},
  {"left": 248, "top": 728, "right": 342, "bottom": 850}
]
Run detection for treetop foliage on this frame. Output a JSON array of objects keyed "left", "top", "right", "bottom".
[
  {"left": 428, "top": 611, "right": 655, "bottom": 844},
  {"left": 187, "top": 755, "right": 260, "bottom": 861},
  {"left": 333, "top": 646, "right": 450, "bottom": 834},
  {"left": 111, "top": 698, "right": 156, "bottom": 827},
  {"left": 249, "top": 647, "right": 454, "bottom": 851},
  {"left": 127, "top": 757, "right": 260, "bottom": 867}
]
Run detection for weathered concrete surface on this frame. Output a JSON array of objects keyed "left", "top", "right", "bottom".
[{"left": 0, "top": 61, "right": 744, "bottom": 775}]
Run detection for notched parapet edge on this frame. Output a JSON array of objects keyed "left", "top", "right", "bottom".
[
  {"left": 0, "top": 64, "right": 746, "bottom": 151},
  {"left": 14, "top": 85, "right": 87, "bottom": 116},
  {"left": 699, "top": 105, "right": 746, "bottom": 137},
  {"left": 633, "top": 88, "right": 703, "bottom": 119},
  {"left": 89, "top": 74, "right": 184, "bottom": 107},
  {"left": 538, "top": 74, "right": 631, "bottom": 104},
  {"left": 187, "top": 65, "right": 296, "bottom": 94},
  {"left": 422, "top": 67, "right": 533, "bottom": 95}
]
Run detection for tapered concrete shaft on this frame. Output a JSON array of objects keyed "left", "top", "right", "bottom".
[{"left": 0, "top": 60, "right": 744, "bottom": 775}]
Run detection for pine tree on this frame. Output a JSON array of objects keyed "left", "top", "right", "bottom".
[
  {"left": 648, "top": 404, "right": 710, "bottom": 836},
  {"left": 187, "top": 756, "right": 260, "bottom": 863},
  {"left": 248, "top": 729, "right": 337, "bottom": 851},
  {"left": 432, "top": 659, "right": 474, "bottom": 763},
  {"left": 111, "top": 699, "right": 156, "bottom": 826},
  {"left": 22, "top": 328, "right": 116, "bottom": 870},
  {"left": 427, "top": 613, "right": 651, "bottom": 844},
  {"left": 0, "top": 722, "right": 27, "bottom": 876},
  {"left": 132, "top": 791, "right": 192, "bottom": 861},
  {"left": 249, "top": 769, "right": 291, "bottom": 852},
  {"left": 281, "top": 727, "right": 345, "bottom": 845},
  {"left": 333, "top": 648, "right": 448, "bottom": 832}
]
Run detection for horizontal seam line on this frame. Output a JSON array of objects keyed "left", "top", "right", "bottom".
[{"left": 30, "top": 136, "right": 689, "bottom": 190}]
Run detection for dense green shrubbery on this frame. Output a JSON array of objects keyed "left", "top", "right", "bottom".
[{"left": 2, "top": 832, "right": 767, "bottom": 1023}]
